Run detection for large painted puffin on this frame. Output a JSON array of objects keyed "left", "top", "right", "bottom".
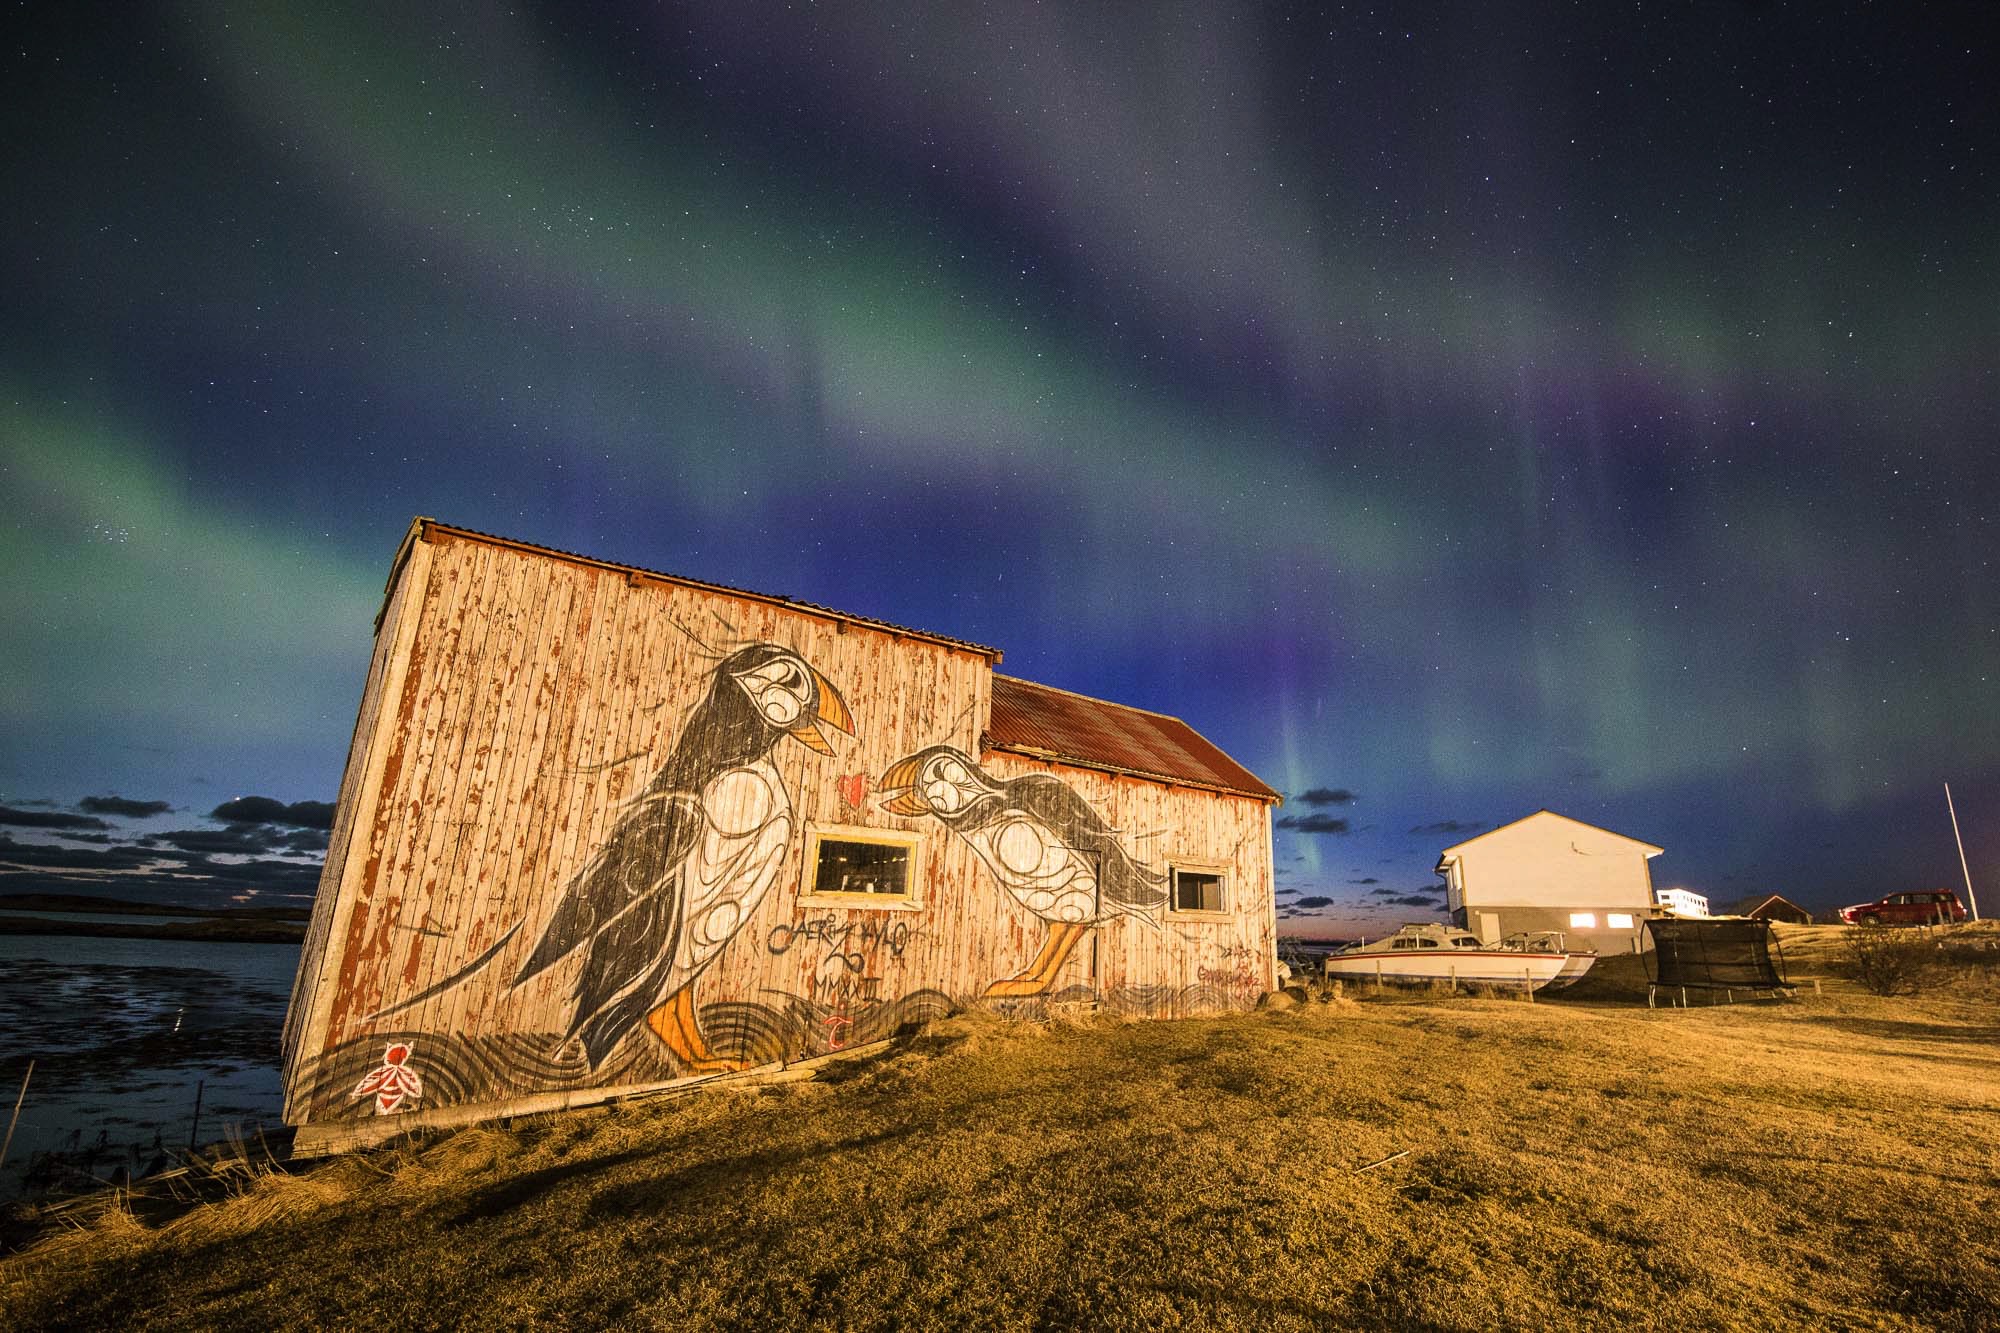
[
  {"left": 513, "top": 643, "right": 853, "bottom": 1070},
  {"left": 877, "top": 744, "right": 1164, "bottom": 996}
]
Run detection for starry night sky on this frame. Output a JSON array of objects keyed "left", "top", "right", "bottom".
[{"left": 3, "top": 2, "right": 1995, "bottom": 935}]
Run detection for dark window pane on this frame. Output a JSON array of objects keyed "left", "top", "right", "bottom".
[
  {"left": 1173, "top": 870, "right": 1223, "bottom": 913},
  {"left": 813, "top": 839, "right": 910, "bottom": 896}
]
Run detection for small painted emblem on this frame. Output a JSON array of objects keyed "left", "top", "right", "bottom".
[
  {"left": 351, "top": 1042, "right": 423, "bottom": 1114},
  {"left": 838, "top": 772, "right": 870, "bottom": 810}
]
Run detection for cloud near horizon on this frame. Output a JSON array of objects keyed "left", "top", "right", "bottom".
[
  {"left": 0, "top": 788, "right": 335, "bottom": 910},
  {"left": 1410, "top": 820, "right": 1484, "bottom": 836},
  {"left": 0, "top": 831, "right": 320, "bottom": 907},
  {"left": 78, "top": 795, "right": 173, "bottom": 818},
  {"left": 210, "top": 796, "right": 336, "bottom": 830},
  {"left": 1276, "top": 813, "right": 1350, "bottom": 835},
  {"left": 1295, "top": 788, "right": 1356, "bottom": 807},
  {"left": 0, "top": 805, "right": 110, "bottom": 831}
]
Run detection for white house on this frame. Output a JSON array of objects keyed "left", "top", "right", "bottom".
[
  {"left": 1435, "top": 811, "right": 1664, "bottom": 954},
  {"left": 1653, "top": 887, "right": 1710, "bottom": 918}
]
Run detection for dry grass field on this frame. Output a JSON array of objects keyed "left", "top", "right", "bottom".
[{"left": 4, "top": 923, "right": 1996, "bottom": 1330}]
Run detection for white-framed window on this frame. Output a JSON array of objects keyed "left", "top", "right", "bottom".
[
  {"left": 1606, "top": 912, "right": 1635, "bottom": 930},
  {"left": 799, "top": 823, "right": 924, "bottom": 910},
  {"left": 1169, "top": 864, "right": 1228, "bottom": 916},
  {"left": 1568, "top": 912, "right": 1598, "bottom": 929}
]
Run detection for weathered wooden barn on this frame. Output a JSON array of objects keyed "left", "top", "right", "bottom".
[{"left": 282, "top": 519, "right": 1281, "bottom": 1152}]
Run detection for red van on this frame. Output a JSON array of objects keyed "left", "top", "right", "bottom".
[{"left": 1838, "top": 890, "right": 1967, "bottom": 926}]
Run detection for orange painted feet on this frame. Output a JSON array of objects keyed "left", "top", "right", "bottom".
[
  {"left": 646, "top": 987, "right": 745, "bottom": 1073},
  {"left": 983, "top": 921, "right": 1091, "bottom": 998}
]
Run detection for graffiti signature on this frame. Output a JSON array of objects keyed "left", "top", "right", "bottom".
[
  {"left": 811, "top": 973, "right": 885, "bottom": 1006},
  {"left": 1197, "top": 960, "right": 1261, "bottom": 992},
  {"left": 768, "top": 914, "right": 914, "bottom": 974}
]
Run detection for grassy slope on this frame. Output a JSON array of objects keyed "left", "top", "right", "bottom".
[{"left": 4, "top": 925, "right": 1996, "bottom": 1331}]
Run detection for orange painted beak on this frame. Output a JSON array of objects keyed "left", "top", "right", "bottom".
[
  {"left": 786, "top": 669, "right": 855, "bottom": 755},
  {"left": 876, "top": 754, "right": 930, "bottom": 815}
]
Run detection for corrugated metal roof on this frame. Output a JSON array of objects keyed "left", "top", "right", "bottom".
[
  {"left": 405, "top": 518, "right": 1002, "bottom": 661},
  {"left": 984, "top": 675, "right": 1280, "bottom": 802}
]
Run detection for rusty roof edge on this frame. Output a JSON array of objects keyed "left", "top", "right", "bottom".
[
  {"left": 991, "top": 673, "right": 1283, "bottom": 802},
  {"left": 992, "top": 672, "right": 1188, "bottom": 725},
  {"left": 983, "top": 738, "right": 1282, "bottom": 804},
  {"left": 373, "top": 516, "right": 430, "bottom": 633},
  {"left": 407, "top": 518, "right": 1003, "bottom": 661}
]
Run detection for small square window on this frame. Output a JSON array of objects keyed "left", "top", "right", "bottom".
[
  {"left": 1568, "top": 912, "right": 1598, "bottom": 929},
  {"left": 1171, "top": 866, "right": 1226, "bottom": 914},
  {"left": 801, "top": 825, "right": 923, "bottom": 909},
  {"left": 1606, "top": 912, "right": 1635, "bottom": 929}
]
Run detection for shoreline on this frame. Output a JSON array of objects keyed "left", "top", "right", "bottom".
[{"left": 0, "top": 917, "right": 306, "bottom": 944}]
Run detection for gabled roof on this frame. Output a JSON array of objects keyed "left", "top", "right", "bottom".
[
  {"left": 389, "top": 521, "right": 1274, "bottom": 802},
  {"left": 1435, "top": 809, "right": 1664, "bottom": 862},
  {"left": 984, "top": 675, "right": 1280, "bottom": 803},
  {"left": 1726, "top": 893, "right": 1812, "bottom": 918},
  {"left": 395, "top": 518, "right": 1002, "bottom": 661}
]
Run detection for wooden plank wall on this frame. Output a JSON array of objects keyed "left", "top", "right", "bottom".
[
  {"left": 285, "top": 528, "right": 1276, "bottom": 1141},
  {"left": 281, "top": 531, "right": 434, "bottom": 1092},
  {"left": 978, "top": 753, "right": 1277, "bottom": 1012}
]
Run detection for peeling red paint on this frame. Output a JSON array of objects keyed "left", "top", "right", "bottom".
[{"left": 324, "top": 588, "right": 429, "bottom": 1047}]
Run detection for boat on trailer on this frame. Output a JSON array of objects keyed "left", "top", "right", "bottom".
[{"left": 1322, "top": 923, "right": 1595, "bottom": 992}]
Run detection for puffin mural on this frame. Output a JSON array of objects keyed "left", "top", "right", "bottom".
[
  {"left": 511, "top": 642, "right": 854, "bottom": 1070},
  {"left": 877, "top": 744, "right": 1166, "bottom": 997}
]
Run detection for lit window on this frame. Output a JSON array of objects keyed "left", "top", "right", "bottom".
[
  {"left": 1170, "top": 866, "right": 1226, "bottom": 914},
  {"left": 1607, "top": 912, "right": 1635, "bottom": 929},
  {"left": 1568, "top": 912, "right": 1598, "bottom": 929},
  {"left": 801, "top": 825, "right": 923, "bottom": 908}
]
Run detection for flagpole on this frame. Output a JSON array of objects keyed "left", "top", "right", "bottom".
[{"left": 1946, "top": 783, "right": 1980, "bottom": 921}]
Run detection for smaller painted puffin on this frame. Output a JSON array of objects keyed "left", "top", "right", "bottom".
[{"left": 878, "top": 744, "right": 1165, "bottom": 997}]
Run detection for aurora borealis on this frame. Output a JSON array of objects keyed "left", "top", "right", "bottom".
[{"left": 3, "top": 3, "right": 1995, "bottom": 934}]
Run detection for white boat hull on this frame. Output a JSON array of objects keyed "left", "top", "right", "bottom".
[{"left": 1324, "top": 949, "right": 1587, "bottom": 991}]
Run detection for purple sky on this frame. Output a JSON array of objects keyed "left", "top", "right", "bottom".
[{"left": 3, "top": 3, "right": 1996, "bottom": 936}]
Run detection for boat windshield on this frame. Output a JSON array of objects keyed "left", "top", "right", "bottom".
[
  {"left": 1418, "top": 938, "right": 1440, "bottom": 948},
  {"left": 1450, "top": 937, "right": 1482, "bottom": 948}
]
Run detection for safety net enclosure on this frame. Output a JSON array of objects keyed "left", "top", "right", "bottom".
[{"left": 1645, "top": 917, "right": 1790, "bottom": 991}]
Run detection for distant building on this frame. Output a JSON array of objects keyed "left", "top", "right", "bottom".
[
  {"left": 1436, "top": 810, "right": 1663, "bottom": 954},
  {"left": 1654, "top": 887, "right": 1710, "bottom": 918},
  {"left": 1725, "top": 893, "right": 1814, "bottom": 925}
]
